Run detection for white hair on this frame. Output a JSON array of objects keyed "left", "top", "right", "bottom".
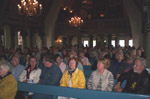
[
  {"left": 136, "top": 58, "right": 147, "bottom": 67},
  {"left": 0, "top": 61, "right": 10, "bottom": 71}
]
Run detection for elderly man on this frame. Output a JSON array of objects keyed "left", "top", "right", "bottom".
[
  {"left": 10, "top": 55, "right": 25, "bottom": 81},
  {"left": 114, "top": 58, "right": 150, "bottom": 94},
  {"left": 32, "top": 55, "right": 62, "bottom": 99},
  {"left": 0, "top": 61, "right": 17, "bottom": 99}
]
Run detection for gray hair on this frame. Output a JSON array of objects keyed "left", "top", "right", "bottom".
[
  {"left": 135, "top": 58, "right": 147, "bottom": 67},
  {"left": 0, "top": 61, "right": 10, "bottom": 71}
]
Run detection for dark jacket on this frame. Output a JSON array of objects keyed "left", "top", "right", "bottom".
[
  {"left": 117, "top": 62, "right": 134, "bottom": 75},
  {"left": 39, "top": 63, "right": 62, "bottom": 85},
  {"left": 108, "top": 60, "right": 124, "bottom": 79},
  {"left": 118, "top": 69, "right": 150, "bottom": 94},
  {"left": 32, "top": 63, "right": 62, "bottom": 99}
]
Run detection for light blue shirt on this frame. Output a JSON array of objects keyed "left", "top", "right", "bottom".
[{"left": 10, "top": 64, "right": 25, "bottom": 81}]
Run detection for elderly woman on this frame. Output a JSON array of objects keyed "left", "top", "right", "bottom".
[
  {"left": 0, "top": 61, "right": 17, "bottom": 99},
  {"left": 87, "top": 58, "right": 114, "bottom": 91}
]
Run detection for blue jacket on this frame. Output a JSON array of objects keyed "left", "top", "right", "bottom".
[
  {"left": 32, "top": 63, "right": 62, "bottom": 99},
  {"left": 40, "top": 63, "right": 62, "bottom": 85}
]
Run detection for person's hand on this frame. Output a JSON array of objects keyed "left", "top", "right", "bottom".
[
  {"left": 114, "top": 82, "right": 121, "bottom": 91},
  {"left": 116, "top": 74, "right": 120, "bottom": 79},
  {"left": 23, "top": 80, "right": 27, "bottom": 83},
  {"left": 116, "top": 88, "right": 123, "bottom": 92}
]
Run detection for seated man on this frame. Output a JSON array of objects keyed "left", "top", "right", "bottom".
[
  {"left": 114, "top": 58, "right": 150, "bottom": 94},
  {"left": 10, "top": 55, "right": 25, "bottom": 81},
  {"left": 0, "top": 61, "right": 17, "bottom": 99},
  {"left": 32, "top": 55, "right": 62, "bottom": 99}
]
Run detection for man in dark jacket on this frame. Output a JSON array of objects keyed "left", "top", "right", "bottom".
[
  {"left": 32, "top": 55, "right": 62, "bottom": 99},
  {"left": 114, "top": 58, "right": 150, "bottom": 94}
]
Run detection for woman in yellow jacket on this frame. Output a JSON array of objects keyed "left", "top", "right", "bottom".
[
  {"left": 60, "top": 57, "right": 86, "bottom": 89},
  {"left": 0, "top": 61, "right": 17, "bottom": 99}
]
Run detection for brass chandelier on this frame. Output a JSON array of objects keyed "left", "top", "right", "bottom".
[
  {"left": 69, "top": 16, "right": 83, "bottom": 27},
  {"left": 17, "top": 0, "right": 42, "bottom": 16}
]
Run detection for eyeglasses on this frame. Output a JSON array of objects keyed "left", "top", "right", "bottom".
[{"left": 134, "top": 64, "right": 141, "bottom": 67}]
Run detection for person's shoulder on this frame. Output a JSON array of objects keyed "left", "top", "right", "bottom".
[
  {"left": 105, "top": 69, "right": 112, "bottom": 73},
  {"left": 142, "top": 69, "right": 150, "bottom": 77},
  {"left": 52, "top": 64, "right": 62, "bottom": 73},
  {"left": 35, "top": 68, "right": 42, "bottom": 72},
  {"left": 90, "top": 70, "right": 98, "bottom": 75},
  {"left": 16, "top": 64, "right": 25, "bottom": 70},
  {"left": 18, "top": 64, "right": 25, "bottom": 68},
  {"left": 6, "top": 74, "right": 17, "bottom": 83}
]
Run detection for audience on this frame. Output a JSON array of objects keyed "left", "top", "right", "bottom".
[{"left": 0, "top": 45, "right": 150, "bottom": 98}]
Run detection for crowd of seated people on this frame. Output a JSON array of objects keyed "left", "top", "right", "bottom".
[{"left": 0, "top": 45, "right": 150, "bottom": 99}]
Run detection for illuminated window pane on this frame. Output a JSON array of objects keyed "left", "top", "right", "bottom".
[
  {"left": 84, "top": 40, "right": 88, "bottom": 47},
  {"left": 93, "top": 40, "right": 96, "bottom": 47},
  {"left": 111, "top": 40, "right": 115, "bottom": 47},
  {"left": 119, "top": 40, "right": 125, "bottom": 47},
  {"left": 129, "top": 39, "right": 133, "bottom": 47},
  {"left": 18, "top": 31, "right": 23, "bottom": 45}
]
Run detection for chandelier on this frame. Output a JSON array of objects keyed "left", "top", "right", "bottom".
[
  {"left": 17, "top": 0, "right": 42, "bottom": 16},
  {"left": 69, "top": 16, "right": 83, "bottom": 27}
]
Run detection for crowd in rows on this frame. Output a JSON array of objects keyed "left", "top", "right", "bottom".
[{"left": 0, "top": 45, "right": 150, "bottom": 99}]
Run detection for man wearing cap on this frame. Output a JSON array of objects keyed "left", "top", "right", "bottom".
[{"left": 114, "top": 58, "right": 150, "bottom": 94}]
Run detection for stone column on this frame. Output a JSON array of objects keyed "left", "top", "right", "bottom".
[
  {"left": 122, "top": 0, "right": 143, "bottom": 48},
  {"left": 96, "top": 37, "right": 99, "bottom": 47},
  {"left": 44, "top": 0, "right": 62, "bottom": 47},
  {"left": 62, "top": 36, "right": 67, "bottom": 48},
  {"left": 108, "top": 35, "right": 112, "bottom": 47},
  {"left": 3, "top": 25, "right": 11, "bottom": 48},
  {"left": 68, "top": 36, "right": 73, "bottom": 48},
  {"left": 22, "top": 27, "right": 27, "bottom": 49},
  {"left": 99, "top": 35, "right": 104, "bottom": 47},
  {"left": 30, "top": 29, "right": 33, "bottom": 48},
  {"left": 89, "top": 35, "right": 93, "bottom": 48},
  {"left": 77, "top": 36, "right": 82, "bottom": 48},
  {"left": 115, "top": 37, "right": 118, "bottom": 47},
  {"left": 10, "top": 25, "right": 15, "bottom": 48},
  {"left": 144, "top": 2, "right": 150, "bottom": 68}
]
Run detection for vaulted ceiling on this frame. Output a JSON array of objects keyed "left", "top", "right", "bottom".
[{"left": 0, "top": 0, "right": 145, "bottom": 36}]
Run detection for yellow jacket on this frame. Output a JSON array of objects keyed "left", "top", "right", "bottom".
[
  {"left": 0, "top": 73, "right": 17, "bottom": 99},
  {"left": 60, "top": 68, "right": 85, "bottom": 89}
]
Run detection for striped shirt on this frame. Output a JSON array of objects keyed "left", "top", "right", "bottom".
[{"left": 87, "top": 69, "right": 114, "bottom": 91}]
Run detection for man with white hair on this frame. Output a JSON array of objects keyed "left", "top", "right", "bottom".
[
  {"left": 0, "top": 61, "right": 17, "bottom": 99},
  {"left": 114, "top": 58, "right": 150, "bottom": 94}
]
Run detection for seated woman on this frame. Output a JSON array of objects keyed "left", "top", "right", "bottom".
[
  {"left": 79, "top": 50, "right": 91, "bottom": 66},
  {"left": 59, "top": 57, "right": 86, "bottom": 99},
  {"left": 87, "top": 58, "right": 114, "bottom": 91},
  {"left": 60, "top": 57, "right": 86, "bottom": 88},
  {"left": 19, "top": 56, "right": 42, "bottom": 98},
  {"left": 54, "top": 54, "right": 66, "bottom": 73}
]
